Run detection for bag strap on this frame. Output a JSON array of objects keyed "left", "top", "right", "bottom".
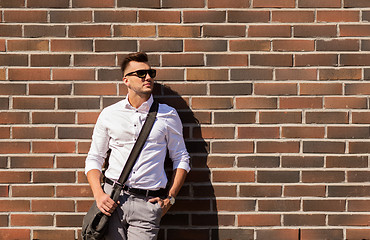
[{"left": 110, "top": 101, "right": 159, "bottom": 200}]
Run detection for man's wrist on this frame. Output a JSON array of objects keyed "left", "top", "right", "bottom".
[{"left": 167, "top": 195, "right": 175, "bottom": 205}]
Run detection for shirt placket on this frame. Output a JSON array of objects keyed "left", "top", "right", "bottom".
[{"left": 130, "top": 110, "right": 143, "bottom": 183}]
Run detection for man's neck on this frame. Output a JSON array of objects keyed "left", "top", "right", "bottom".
[{"left": 127, "top": 93, "right": 151, "bottom": 109}]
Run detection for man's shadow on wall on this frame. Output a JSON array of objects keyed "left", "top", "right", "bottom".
[{"left": 153, "top": 83, "right": 219, "bottom": 240}]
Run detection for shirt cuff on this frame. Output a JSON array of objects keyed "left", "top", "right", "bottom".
[{"left": 173, "top": 160, "right": 191, "bottom": 173}]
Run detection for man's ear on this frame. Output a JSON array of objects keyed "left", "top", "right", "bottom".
[{"left": 122, "top": 77, "right": 129, "bottom": 86}]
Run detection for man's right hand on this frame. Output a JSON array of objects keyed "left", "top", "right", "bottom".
[{"left": 95, "top": 192, "right": 119, "bottom": 216}]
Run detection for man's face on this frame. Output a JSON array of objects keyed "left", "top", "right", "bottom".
[{"left": 123, "top": 61, "right": 155, "bottom": 97}]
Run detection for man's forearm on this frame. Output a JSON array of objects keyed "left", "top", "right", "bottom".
[
  {"left": 86, "top": 169, "right": 105, "bottom": 199},
  {"left": 168, "top": 168, "right": 187, "bottom": 197}
]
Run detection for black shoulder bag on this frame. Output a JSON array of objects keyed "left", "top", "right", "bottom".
[{"left": 82, "top": 101, "right": 159, "bottom": 240}]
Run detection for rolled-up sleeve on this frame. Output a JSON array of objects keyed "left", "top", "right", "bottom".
[
  {"left": 85, "top": 111, "right": 110, "bottom": 175},
  {"left": 166, "top": 109, "right": 191, "bottom": 173}
]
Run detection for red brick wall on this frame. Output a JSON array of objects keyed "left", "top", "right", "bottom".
[{"left": 1, "top": 1, "right": 370, "bottom": 239}]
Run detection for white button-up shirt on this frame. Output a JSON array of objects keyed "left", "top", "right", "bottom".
[{"left": 85, "top": 95, "right": 191, "bottom": 190}]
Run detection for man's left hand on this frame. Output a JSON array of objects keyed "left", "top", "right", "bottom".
[{"left": 148, "top": 197, "right": 172, "bottom": 217}]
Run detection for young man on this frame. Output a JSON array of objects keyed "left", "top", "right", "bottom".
[{"left": 85, "top": 52, "right": 190, "bottom": 239}]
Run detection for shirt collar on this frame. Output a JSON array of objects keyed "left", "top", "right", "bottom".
[{"left": 123, "top": 95, "right": 154, "bottom": 113}]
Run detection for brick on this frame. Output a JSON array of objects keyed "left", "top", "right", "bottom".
[
  {"left": 27, "top": 0, "right": 69, "bottom": 8},
  {"left": 230, "top": 40, "right": 270, "bottom": 51},
  {"left": 254, "top": 0, "right": 295, "bottom": 7},
  {"left": 329, "top": 214, "right": 370, "bottom": 226},
  {"left": 0, "top": 229, "right": 30, "bottom": 240},
  {"left": 10, "top": 156, "right": 54, "bottom": 168},
  {"left": 239, "top": 156, "right": 279, "bottom": 168},
  {"left": 33, "top": 230, "right": 75, "bottom": 240},
  {"left": 325, "top": 97, "right": 367, "bottom": 109},
  {"left": 240, "top": 185, "right": 282, "bottom": 197},
  {"left": 238, "top": 127, "right": 279, "bottom": 139},
  {"left": 214, "top": 112, "right": 256, "bottom": 124},
  {"left": 162, "top": 0, "right": 205, "bottom": 8},
  {"left": 349, "top": 142, "right": 370, "bottom": 154},
  {"left": 0, "top": 0, "right": 25, "bottom": 8},
  {"left": 300, "top": 83, "right": 342, "bottom": 95},
  {"left": 284, "top": 215, "right": 326, "bottom": 226},
  {"left": 98, "top": 69, "right": 123, "bottom": 81},
  {"left": 236, "top": 97, "right": 277, "bottom": 109},
  {"left": 303, "top": 141, "right": 345, "bottom": 154},
  {"left": 74, "top": 83, "right": 116, "bottom": 96},
  {"left": 11, "top": 214, "right": 53, "bottom": 226},
  {"left": 74, "top": 54, "right": 115, "bottom": 67},
  {"left": 184, "top": 10, "right": 226, "bottom": 23},
  {"left": 295, "top": 54, "right": 338, "bottom": 67},
  {"left": 72, "top": 0, "right": 114, "bottom": 7},
  {"left": 24, "top": 25, "right": 66, "bottom": 38},
  {"left": 51, "top": 39, "right": 93, "bottom": 52},
  {"left": 282, "top": 126, "right": 325, "bottom": 138},
  {"left": 255, "top": 83, "right": 297, "bottom": 95},
  {"left": 284, "top": 185, "right": 326, "bottom": 197},
  {"left": 257, "top": 141, "right": 299, "bottom": 153},
  {"left": 185, "top": 39, "right": 227, "bottom": 52},
  {"left": 203, "top": 25, "right": 246, "bottom": 38},
  {"left": 33, "top": 171, "right": 75, "bottom": 183},
  {"left": 301, "top": 229, "right": 343, "bottom": 239},
  {"left": 0, "top": 142, "right": 30, "bottom": 154},
  {"left": 139, "top": 10, "right": 180, "bottom": 23},
  {"left": 353, "top": 112, "right": 370, "bottom": 124},
  {"left": 213, "top": 170, "right": 254, "bottom": 183},
  {"left": 306, "top": 112, "right": 349, "bottom": 124},
  {"left": 304, "top": 200, "right": 345, "bottom": 211},
  {"left": 56, "top": 185, "right": 92, "bottom": 197},
  {"left": 348, "top": 171, "right": 370, "bottom": 182},
  {"left": 217, "top": 200, "right": 255, "bottom": 211},
  {"left": 32, "top": 141, "right": 75, "bottom": 153},
  {"left": 50, "top": 10, "right": 92, "bottom": 23},
  {"left": 239, "top": 214, "right": 281, "bottom": 226},
  {"left": 364, "top": 11, "right": 370, "bottom": 21},
  {"left": 257, "top": 171, "right": 300, "bottom": 183},
  {"left": 32, "top": 112, "right": 75, "bottom": 124},
  {"left": 53, "top": 69, "right": 95, "bottom": 81},
  {"left": 114, "top": 25, "right": 156, "bottom": 37},
  {"left": 363, "top": 40, "right": 370, "bottom": 51},
  {"left": 192, "top": 97, "right": 233, "bottom": 110},
  {"left": 328, "top": 126, "right": 370, "bottom": 139},
  {"left": 140, "top": 40, "right": 182, "bottom": 52},
  {"left": 217, "top": 229, "right": 254, "bottom": 240},
  {"left": 58, "top": 97, "right": 100, "bottom": 109},
  {"left": 346, "top": 229, "right": 370, "bottom": 240},
  {"left": 0, "top": 127, "right": 10, "bottom": 138},
  {"left": 0, "top": 25, "right": 22, "bottom": 37},
  {"left": 298, "top": 0, "right": 341, "bottom": 8},
  {"left": 318, "top": 10, "right": 359, "bottom": 22},
  {"left": 346, "top": 83, "right": 370, "bottom": 95},
  {"left": 211, "top": 83, "right": 252, "bottom": 96},
  {"left": 29, "top": 83, "right": 71, "bottom": 95},
  {"left": 13, "top": 97, "right": 55, "bottom": 110},
  {"left": 341, "top": 54, "right": 370, "bottom": 66},
  {"left": 294, "top": 25, "right": 337, "bottom": 37},
  {"left": 187, "top": 69, "right": 228, "bottom": 81},
  {"left": 272, "top": 10, "right": 314, "bottom": 23},
  {"left": 259, "top": 112, "right": 302, "bottom": 124},
  {"left": 32, "top": 200, "right": 75, "bottom": 212},
  {"left": 58, "top": 127, "right": 93, "bottom": 139},
  {"left": 0, "top": 215, "right": 7, "bottom": 226},
  {"left": 94, "top": 10, "right": 136, "bottom": 23},
  {"left": 251, "top": 54, "right": 293, "bottom": 67},
  {"left": 207, "top": 54, "right": 248, "bottom": 66},
  {"left": 0, "top": 200, "right": 29, "bottom": 211},
  {"left": 259, "top": 200, "right": 300, "bottom": 212},
  {"left": 77, "top": 112, "right": 100, "bottom": 124},
  {"left": 13, "top": 127, "right": 55, "bottom": 139},
  {"left": 167, "top": 229, "right": 208, "bottom": 240},
  {"left": 282, "top": 156, "right": 324, "bottom": 168},
  {"left": 117, "top": 0, "right": 160, "bottom": 8},
  {"left": 341, "top": 25, "right": 370, "bottom": 37},
  {"left": 162, "top": 54, "right": 204, "bottom": 67},
  {"left": 257, "top": 229, "right": 298, "bottom": 240},
  {"left": 228, "top": 10, "right": 269, "bottom": 23},
  {"left": 249, "top": 25, "right": 291, "bottom": 37},
  {"left": 158, "top": 25, "right": 200, "bottom": 38},
  {"left": 208, "top": 0, "right": 250, "bottom": 8},
  {"left": 56, "top": 156, "right": 86, "bottom": 168},
  {"left": 69, "top": 25, "right": 111, "bottom": 37},
  {"left": 0, "top": 112, "right": 29, "bottom": 124},
  {"left": 194, "top": 185, "right": 236, "bottom": 197},
  {"left": 163, "top": 83, "right": 207, "bottom": 95},
  {"left": 329, "top": 186, "right": 370, "bottom": 197},
  {"left": 348, "top": 200, "right": 370, "bottom": 212},
  {"left": 8, "top": 68, "right": 50, "bottom": 81},
  {"left": 8, "top": 39, "right": 49, "bottom": 51},
  {"left": 0, "top": 54, "right": 28, "bottom": 66},
  {"left": 273, "top": 40, "right": 314, "bottom": 51},
  {"left": 326, "top": 156, "right": 368, "bottom": 168},
  {"left": 4, "top": 10, "right": 46, "bottom": 23},
  {"left": 0, "top": 83, "right": 26, "bottom": 94},
  {"left": 31, "top": 54, "right": 70, "bottom": 67},
  {"left": 280, "top": 97, "right": 322, "bottom": 109},
  {"left": 319, "top": 68, "right": 361, "bottom": 80},
  {"left": 212, "top": 141, "right": 253, "bottom": 154},
  {"left": 12, "top": 185, "right": 55, "bottom": 197}
]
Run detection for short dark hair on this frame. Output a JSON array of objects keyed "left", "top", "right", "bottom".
[{"left": 121, "top": 52, "right": 149, "bottom": 73}]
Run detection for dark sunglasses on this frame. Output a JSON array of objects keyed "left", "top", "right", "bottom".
[{"left": 124, "top": 69, "right": 156, "bottom": 79}]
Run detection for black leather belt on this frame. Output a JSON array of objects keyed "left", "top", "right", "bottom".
[{"left": 105, "top": 178, "right": 167, "bottom": 198}]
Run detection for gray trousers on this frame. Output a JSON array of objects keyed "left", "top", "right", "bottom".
[{"left": 103, "top": 183, "right": 163, "bottom": 240}]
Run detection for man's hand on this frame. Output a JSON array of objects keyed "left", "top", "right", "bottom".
[
  {"left": 95, "top": 192, "right": 119, "bottom": 216},
  {"left": 148, "top": 197, "right": 172, "bottom": 217}
]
